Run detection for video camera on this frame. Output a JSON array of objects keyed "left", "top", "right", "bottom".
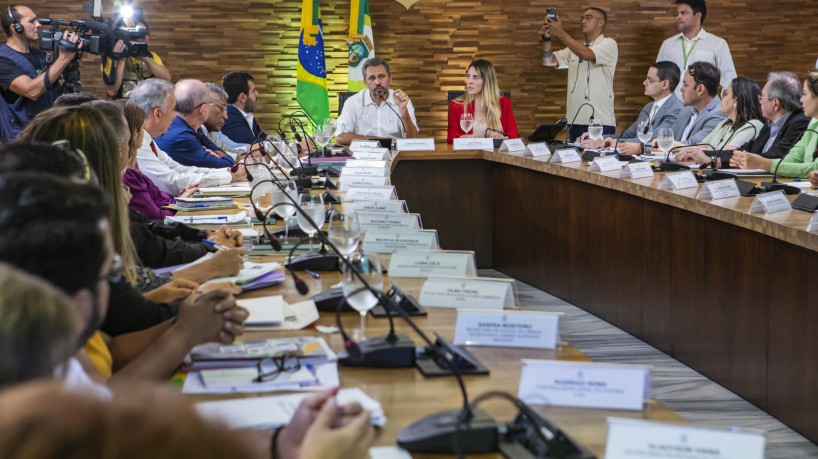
[{"left": 38, "top": 17, "right": 150, "bottom": 59}]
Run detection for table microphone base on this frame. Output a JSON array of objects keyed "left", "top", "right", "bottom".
[
  {"left": 397, "top": 408, "right": 498, "bottom": 454},
  {"left": 338, "top": 334, "right": 415, "bottom": 368}
]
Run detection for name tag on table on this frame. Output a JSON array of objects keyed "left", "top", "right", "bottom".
[
  {"left": 345, "top": 159, "right": 389, "bottom": 169},
  {"left": 343, "top": 186, "right": 398, "bottom": 202},
  {"left": 518, "top": 360, "right": 650, "bottom": 411},
  {"left": 550, "top": 148, "right": 582, "bottom": 164},
  {"left": 749, "top": 190, "right": 792, "bottom": 214},
  {"left": 352, "top": 150, "right": 391, "bottom": 161},
  {"left": 807, "top": 211, "right": 818, "bottom": 232},
  {"left": 659, "top": 171, "right": 698, "bottom": 191},
  {"left": 388, "top": 250, "right": 476, "bottom": 277},
  {"left": 697, "top": 178, "right": 740, "bottom": 200},
  {"left": 499, "top": 138, "right": 527, "bottom": 152},
  {"left": 350, "top": 140, "right": 381, "bottom": 149},
  {"left": 527, "top": 142, "right": 552, "bottom": 157},
  {"left": 605, "top": 417, "right": 765, "bottom": 459},
  {"left": 357, "top": 212, "right": 421, "bottom": 230},
  {"left": 346, "top": 200, "right": 408, "bottom": 214},
  {"left": 620, "top": 162, "right": 654, "bottom": 179},
  {"left": 588, "top": 155, "right": 624, "bottom": 172},
  {"left": 453, "top": 137, "right": 495, "bottom": 151},
  {"left": 362, "top": 229, "right": 439, "bottom": 253},
  {"left": 340, "top": 167, "right": 389, "bottom": 178},
  {"left": 453, "top": 309, "right": 560, "bottom": 349},
  {"left": 339, "top": 176, "right": 391, "bottom": 191},
  {"left": 419, "top": 276, "right": 515, "bottom": 309},
  {"left": 396, "top": 138, "right": 435, "bottom": 151}
]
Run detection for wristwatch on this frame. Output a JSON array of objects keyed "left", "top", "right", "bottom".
[{"left": 541, "top": 34, "right": 552, "bottom": 42}]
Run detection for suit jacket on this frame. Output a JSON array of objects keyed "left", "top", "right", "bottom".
[
  {"left": 619, "top": 94, "right": 684, "bottom": 143},
  {"left": 740, "top": 112, "right": 811, "bottom": 159},
  {"left": 155, "top": 116, "right": 234, "bottom": 169},
  {"left": 221, "top": 104, "right": 264, "bottom": 144},
  {"left": 670, "top": 96, "right": 727, "bottom": 145}
]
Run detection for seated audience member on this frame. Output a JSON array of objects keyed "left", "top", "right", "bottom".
[
  {"left": 221, "top": 71, "right": 267, "bottom": 144},
  {"left": 203, "top": 82, "right": 256, "bottom": 157},
  {"left": 586, "top": 61, "right": 683, "bottom": 154},
  {"left": 335, "top": 58, "right": 419, "bottom": 144},
  {"left": 447, "top": 59, "right": 519, "bottom": 143},
  {"left": 654, "top": 61, "right": 727, "bottom": 150},
  {"left": 0, "top": 173, "right": 248, "bottom": 381},
  {"left": 0, "top": 384, "right": 374, "bottom": 459},
  {"left": 130, "top": 79, "right": 244, "bottom": 196},
  {"left": 731, "top": 69, "right": 818, "bottom": 178},
  {"left": 732, "top": 71, "right": 810, "bottom": 160},
  {"left": 156, "top": 79, "right": 235, "bottom": 168},
  {"left": 675, "top": 76, "right": 764, "bottom": 166}
]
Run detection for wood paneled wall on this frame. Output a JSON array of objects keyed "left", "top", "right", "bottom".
[{"left": 29, "top": 0, "right": 817, "bottom": 141}]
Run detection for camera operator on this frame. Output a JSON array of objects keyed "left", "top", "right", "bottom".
[
  {"left": 101, "top": 17, "right": 170, "bottom": 100},
  {"left": 0, "top": 5, "right": 80, "bottom": 140}
]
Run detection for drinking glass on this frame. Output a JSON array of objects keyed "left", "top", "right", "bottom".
[
  {"left": 657, "top": 128, "right": 674, "bottom": 157},
  {"left": 248, "top": 158, "right": 273, "bottom": 213},
  {"left": 314, "top": 123, "right": 332, "bottom": 155},
  {"left": 328, "top": 212, "right": 361, "bottom": 258},
  {"left": 460, "top": 113, "right": 474, "bottom": 135},
  {"left": 341, "top": 252, "right": 383, "bottom": 342},
  {"left": 637, "top": 121, "right": 653, "bottom": 150},
  {"left": 297, "top": 193, "right": 325, "bottom": 251},
  {"left": 588, "top": 120, "right": 604, "bottom": 142},
  {"left": 272, "top": 179, "right": 298, "bottom": 238}
]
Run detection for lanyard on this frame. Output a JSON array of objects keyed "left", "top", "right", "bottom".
[{"left": 680, "top": 36, "right": 700, "bottom": 69}]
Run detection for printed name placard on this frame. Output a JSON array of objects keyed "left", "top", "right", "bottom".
[
  {"left": 453, "top": 137, "right": 495, "bottom": 151},
  {"left": 396, "top": 138, "right": 435, "bottom": 151},
  {"left": 357, "top": 212, "right": 421, "bottom": 230},
  {"left": 697, "top": 178, "right": 740, "bottom": 200},
  {"left": 350, "top": 145, "right": 389, "bottom": 153},
  {"left": 419, "top": 276, "right": 515, "bottom": 309},
  {"left": 388, "top": 250, "right": 477, "bottom": 278},
  {"left": 588, "top": 155, "right": 624, "bottom": 172},
  {"left": 350, "top": 140, "right": 381, "bottom": 149},
  {"left": 362, "top": 229, "right": 439, "bottom": 253},
  {"left": 748, "top": 190, "right": 792, "bottom": 214},
  {"left": 339, "top": 176, "right": 391, "bottom": 191},
  {"left": 499, "top": 139, "right": 527, "bottom": 152},
  {"left": 620, "top": 162, "right": 655, "bottom": 179},
  {"left": 345, "top": 159, "right": 389, "bottom": 169},
  {"left": 340, "top": 167, "right": 389, "bottom": 178},
  {"left": 807, "top": 211, "right": 818, "bottom": 232},
  {"left": 346, "top": 200, "right": 408, "bottom": 214},
  {"left": 352, "top": 150, "right": 391, "bottom": 161},
  {"left": 453, "top": 309, "right": 560, "bottom": 349},
  {"left": 517, "top": 360, "right": 650, "bottom": 411},
  {"left": 343, "top": 186, "right": 398, "bottom": 202},
  {"left": 659, "top": 171, "right": 699, "bottom": 191},
  {"left": 527, "top": 142, "right": 552, "bottom": 157},
  {"left": 550, "top": 148, "right": 582, "bottom": 164},
  {"left": 605, "top": 417, "right": 765, "bottom": 459}
]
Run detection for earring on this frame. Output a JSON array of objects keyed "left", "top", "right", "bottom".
[{"left": 733, "top": 103, "right": 737, "bottom": 110}]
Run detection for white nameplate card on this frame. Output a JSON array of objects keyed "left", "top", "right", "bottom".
[
  {"left": 620, "top": 162, "right": 654, "bottom": 179},
  {"left": 349, "top": 144, "right": 388, "bottom": 153},
  {"left": 697, "top": 178, "right": 740, "bottom": 200},
  {"left": 550, "top": 148, "right": 582, "bottom": 164},
  {"left": 517, "top": 360, "right": 650, "bottom": 411},
  {"left": 454, "top": 309, "right": 560, "bottom": 350},
  {"left": 340, "top": 167, "right": 389, "bottom": 178},
  {"left": 527, "top": 142, "right": 552, "bottom": 157},
  {"left": 357, "top": 212, "right": 421, "bottom": 230},
  {"left": 346, "top": 200, "right": 408, "bottom": 214},
  {"left": 350, "top": 140, "right": 381, "bottom": 149},
  {"left": 659, "top": 171, "right": 698, "bottom": 190},
  {"left": 748, "top": 190, "right": 792, "bottom": 214},
  {"left": 499, "top": 138, "right": 527, "bottom": 152},
  {"left": 419, "top": 276, "right": 515, "bottom": 309},
  {"left": 345, "top": 159, "right": 388, "bottom": 169},
  {"left": 807, "top": 211, "right": 818, "bottom": 232},
  {"left": 362, "top": 229, "right": 439, "bottom": 253},
  {"left": 388, "top": 250, "right": 476, "bottom": 278},
  {"left": 588, "top": 155, "right": 624, "bottom": 172},
  {"left": 396, "top": 138, "right": 435, "bottom": 151},
  {"left": 453, "top": 137, "right": 495, "bottom": 151},
  {"left": 605, "top": 417, "right": 765, "bottom": 459},
  {"left": 339, "top": 176, "right": 390, "bottom": 191},
  {"left": 352, "top": 150, "right": 391, "bottom": 161},
  {"left": 343, "top": 186, "right": 397, "bottom": 202}
]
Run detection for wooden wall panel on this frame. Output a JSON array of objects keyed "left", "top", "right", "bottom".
[{"left": 26, "top": 0, "right": 818, "bottom": 141}]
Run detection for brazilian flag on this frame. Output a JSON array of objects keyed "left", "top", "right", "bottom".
[{"left": 297, "top": 0, "right": 330, "bottom": 125}]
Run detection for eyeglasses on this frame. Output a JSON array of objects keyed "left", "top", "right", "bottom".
[
  {"left": 720, "top": 88, "right": 730, "bottom": 98},
  {"left": 102, "top": 253, "right": 124, "bottom": 284},
  {"left": 758, "top": 95, "right": 775, "bottom": 102},
  {"left": 253, "top": 353, "right": 301, "bottom": 383},
  {"left": 645, "top": 77, "right": 662, "bottom": 84},
  {"left": 580, "top": 15, "right": 602, "bottom": 21},
  {"left": 210, "top": 102, "right": 227, "bottom": 113}
]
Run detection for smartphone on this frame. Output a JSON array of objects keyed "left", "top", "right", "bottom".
[{"left": 546, "top": 7, "right": 557, "bottom": 20}]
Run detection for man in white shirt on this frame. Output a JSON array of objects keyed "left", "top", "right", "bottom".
[
  {"left": 656, "top": 0, "right": 736, "bottom": 98},
  {"left": 129, "top": 79, "right": 245, "bottom": 196},
  {"left": 335, "top": 58, "right": 419, "bottom": 145}
]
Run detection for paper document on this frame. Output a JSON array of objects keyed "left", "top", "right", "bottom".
[
  {"left": 202, "top": 261, "right": 280, "bottom": 286},
  {"left": 165, "top": 213, "right": 247, "bottom": 225},
  {"left": 238, "top": 295, "right": 285, "bottom": 326}
]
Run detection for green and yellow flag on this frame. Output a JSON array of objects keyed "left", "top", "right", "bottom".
[
  {"left": 348, "top": 0, "right": 375, "bottom": 92},
  {"left": 297, "top": 0, "right": 330, "bottom": 124}
]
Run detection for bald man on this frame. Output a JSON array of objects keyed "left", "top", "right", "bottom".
[{"left": 154, "top": 79, "right": 235, "bottom": 169}]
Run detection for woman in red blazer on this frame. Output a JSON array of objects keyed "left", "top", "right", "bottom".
[{"left": 447, "top": 59, "right": 519, "bottom": 143}]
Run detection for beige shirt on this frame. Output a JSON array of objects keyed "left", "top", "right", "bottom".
[{"left": 553, "top": 34, "right": 618, "bottom": 126}]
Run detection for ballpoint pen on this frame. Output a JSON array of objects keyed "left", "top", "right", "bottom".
[
  {"left": 304, "top": 269, "right": 320, "bottom": 279},
  {"left": 201, "top": 240, "right": 230, "bottom": 251}
]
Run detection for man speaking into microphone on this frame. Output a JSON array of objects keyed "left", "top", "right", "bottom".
[{"left": 335, "top": 58, "right": 419, "bottom": 145}]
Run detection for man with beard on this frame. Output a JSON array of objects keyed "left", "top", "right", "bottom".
[
  {"left": 221, "top": 71, "right": 267, "bottom": 145},
  {"left": 335, "top": 58, "right": 419, "bottom": 145}
]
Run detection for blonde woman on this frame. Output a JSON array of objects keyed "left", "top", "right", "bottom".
[{"left": 447, "top": 59, "right": 519, "bottom": 142}]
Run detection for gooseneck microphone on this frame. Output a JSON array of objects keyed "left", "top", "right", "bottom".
[
  {"left": 564, "top": 102, "right": 595, "bottom": 144},
  {"left": 612, "top": 108, "right": 651, "bottom": 157},
  {"left": 379, "top": 93, "right": 407, "bottom": 139},
  {"left": 760, "top": 128, "right": 818, "bottom": 194},
  {"left": 704, "top": 122, "right": 758, "bottom": 173}
]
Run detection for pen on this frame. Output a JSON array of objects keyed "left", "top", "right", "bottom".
[
  {"left": 201, "top": 240, "right": 230, "bottom": 251},
  {"left": 304, "top": 269, "right": 320, "bottom": 279}
]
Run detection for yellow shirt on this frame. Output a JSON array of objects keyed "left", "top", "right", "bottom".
[{"left": 83, "top": 331, "right": 112, "bottom": 378}]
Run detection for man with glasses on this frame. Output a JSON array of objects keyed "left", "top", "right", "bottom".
[
  {"left": 656, "top": 0, "right": 736, "bottom": 99},
  {"left": 201, "top": 82, "right": 258, "bottom": 160},
  {"left": 541, "top": 7, "right": 618, "bottom": 142}
]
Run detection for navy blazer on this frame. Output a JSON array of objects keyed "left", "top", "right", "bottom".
[
  {"left": 741, "top": 111, "right": 811, "bottom": 159},
  {"left": 670, "top": 96, "right": 727, "bottom": 145},
  {"left": 155, "top": 116, "right": 234, "bottom": 169},
  {"left": 221, "top": 104, "right": 265, "bottom": 145},
  {"left": 619, "top": 94, "right": 684, "bottom": 143}
]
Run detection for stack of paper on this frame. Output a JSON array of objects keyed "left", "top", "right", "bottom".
[
  {"left": 240, "top": 297, "right": 319, "bottom": 330},
  {"left": 197, "top": 183, "right": 253, "bottom": 197},
  {"left": 164, "top": 213, "right": 248, "bottom": 226}
]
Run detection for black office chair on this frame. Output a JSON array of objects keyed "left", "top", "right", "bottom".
[
  {"left": 338, "top": 91, "right": 356, "bottom": 116},
  {"left": 447, "top": 90, "right": 511, "bottom": 102}
]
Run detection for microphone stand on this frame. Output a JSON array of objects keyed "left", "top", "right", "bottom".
[
  {"left": 380, "top": 93, "right": 406, "bottom": 142},
  {"left": 612, "top": 108, "right": 651, "bottom": 161},
  {"left": 564, "top": 102, "right": 595, "bottom": 145},
  {"left": 701, "top": 123, "right": 758, "bottom": 181},
  {"left": 658, "top": 143, "right": 715, "bottom": 172},
  {"left": 759, "top": 128, "right": 818, "bottom": 195}
]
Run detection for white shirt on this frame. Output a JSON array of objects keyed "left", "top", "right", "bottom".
[
  {"left": 200, "top": 125, "right": 246, "bottom": 160},
  {"left": 650, "top": 94, "right": 672, "bottom": 120},
  {"left": 335, "top": 88, "right": 419, "bottom": 139},
  {"left": 137, "top": 129, "right": 232, "bottom": 196},
  {"left": 57, "top": 358, "right": 111, "bottom": 399},
  {"left": 553, "top": 34, "right": 618, "bottom": 126},
  {"left": 235, "top": 105, "right": 256, "bottom": 132},
  {"left": 657, "top": 28, "right": 737, "bottom": 99}
]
